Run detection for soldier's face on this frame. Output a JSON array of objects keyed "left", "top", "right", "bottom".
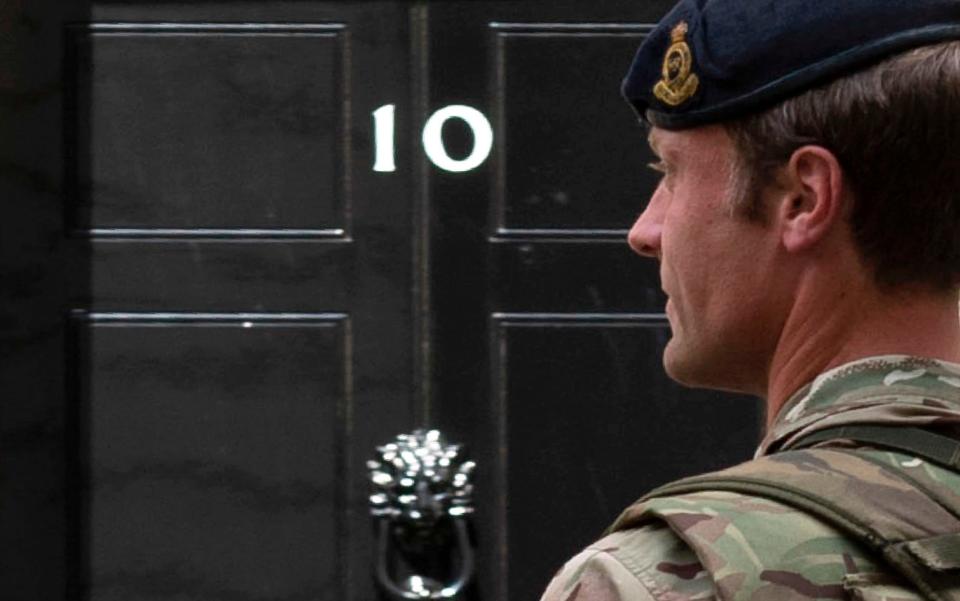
[{"left": 628, "top": 125, "right": 785, "bottom": 395}]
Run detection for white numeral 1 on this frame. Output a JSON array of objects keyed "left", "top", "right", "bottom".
[{"left": 372, "top": 104, "right": 397, "bottom": 173}]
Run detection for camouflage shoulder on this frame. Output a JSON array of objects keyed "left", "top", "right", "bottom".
[
  {"left": 613, "top": 489, "right": 920, "bottom": 601},
  {"left": 540, "top": 522, "right": 715, "bottom": 601}
]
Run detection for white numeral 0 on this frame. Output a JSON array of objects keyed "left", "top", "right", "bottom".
[
  {"left": 422, "top": 105, "right": 494, "bottom": 173},
  {"left": 373, "top": 104, "right": 494, "bottom": 173}
]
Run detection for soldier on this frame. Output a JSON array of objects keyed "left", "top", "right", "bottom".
[{"left": 541, "top": 1, "right": 960, "bottom": 600}]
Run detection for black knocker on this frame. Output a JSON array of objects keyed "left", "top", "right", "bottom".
[{"left": 368, "top": 430, "right": 476, "bottom": 600}]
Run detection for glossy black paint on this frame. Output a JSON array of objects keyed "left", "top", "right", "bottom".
[
  {"left": 69, "top": 24, "right": 348, "bottom": 236},
  {"left": 72, "top": 314, "right": 348, "bottom": 599},
  {"left": 0, "top": 2, "right": 762, "bottom": 601}
]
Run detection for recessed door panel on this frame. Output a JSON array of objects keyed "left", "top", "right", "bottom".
[
  {"left": 492, "top": 316, "right": 760, "bottom": 601},
  {"left": 73, "top": 314, "right": 350, "bottom": 600},
  {"left": 493, "top": 25, "right": 657, "bottom": 236},
  {"left": 68, "top": 24, "right": 349, "bottom": 237}
]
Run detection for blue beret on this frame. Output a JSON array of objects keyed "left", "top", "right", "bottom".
[{"left": 623, "top": 0, "right": 960, "bottom": 129}]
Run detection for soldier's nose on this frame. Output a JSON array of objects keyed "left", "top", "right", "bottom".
[{"left": 628, "top": 199, "right": 663, "bottom": 259}]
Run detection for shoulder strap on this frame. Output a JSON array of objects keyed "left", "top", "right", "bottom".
[
  {"left": 613, "top": 449, "right": 960, "bottom": 601},
  {"left": 792, "top": 425, "right": 960, "bottom": 470}
]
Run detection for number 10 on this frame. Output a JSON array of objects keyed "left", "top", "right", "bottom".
[{"left": 372, "top": 104, "right": 494, "bottom": 173}]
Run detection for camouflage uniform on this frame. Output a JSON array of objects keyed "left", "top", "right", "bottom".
[{"left": 540, "top": 355, "right": 960, "bottom": 601}]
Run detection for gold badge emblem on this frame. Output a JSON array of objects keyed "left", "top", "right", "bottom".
[{"left": 654, "top": 21, "right": 700, "bottom": 107}]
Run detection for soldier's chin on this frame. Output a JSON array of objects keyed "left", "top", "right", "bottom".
[
  {"left": 662, "top": 340, "right": 693, "bottom": 385},
  {"left": 662, "top": 340, "right": 710, "bottom": 389},
  {"left": 664, "top": 339, "right": 759, "bottom": 395}
]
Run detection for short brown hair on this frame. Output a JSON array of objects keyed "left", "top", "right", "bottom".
[{"left": 724, "top": 41, "right": 960, "bottom": 292}]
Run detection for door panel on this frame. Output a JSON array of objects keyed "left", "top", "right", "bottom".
[
  {"left": 0, "top": 2, "right": 762, "bottom": 601},
  {"left": 494, "top": 24, "right": 654, "bottom": 234},
  {"left": 492, "top": 318, "right": 759, "bottom": 599},
  {"left": 68, "top": 24, "right": 348, "bottom": 236},
  {"left": 72, "top": 314, "right": 348, "bottom": 600}
]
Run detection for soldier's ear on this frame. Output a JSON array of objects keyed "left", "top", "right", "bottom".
[{"left": 774, "top": 145, "right": 847, "bottom": 253}]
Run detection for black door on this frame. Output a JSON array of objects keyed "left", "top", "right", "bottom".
[{"left": 0, "top": 2, "right": 760, "bottom": 601}]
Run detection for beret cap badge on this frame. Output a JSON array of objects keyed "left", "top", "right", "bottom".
[{"left": 653, "top": 21, "right": 699, "bottom": 107}]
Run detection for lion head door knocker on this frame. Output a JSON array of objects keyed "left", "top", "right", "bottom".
[{"left": 368, "top": 430, "right": 476, "bottom": 599}]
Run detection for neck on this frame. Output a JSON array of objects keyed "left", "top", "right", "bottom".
[{"left": 764, "top": 280, "right": 960, "bottom": 427}]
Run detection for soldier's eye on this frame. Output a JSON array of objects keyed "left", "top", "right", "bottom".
[{"left": 647, "top": 160, "right": 675, "bottom": 192}]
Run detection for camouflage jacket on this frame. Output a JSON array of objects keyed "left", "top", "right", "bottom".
[{"left": 539, "top": 355, "right": 960, "bottom": 601}]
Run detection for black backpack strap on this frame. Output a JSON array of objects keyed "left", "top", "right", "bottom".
[
  {"left": 628, "top": 449, "right": 960, "bottom": 601},
  {"left": 792, "top": 425, "right": 960, "bottom": 470}
]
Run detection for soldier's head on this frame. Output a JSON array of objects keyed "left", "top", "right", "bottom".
[{"left": 624, "top": 0, "right": 960, "bottom": 393}]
